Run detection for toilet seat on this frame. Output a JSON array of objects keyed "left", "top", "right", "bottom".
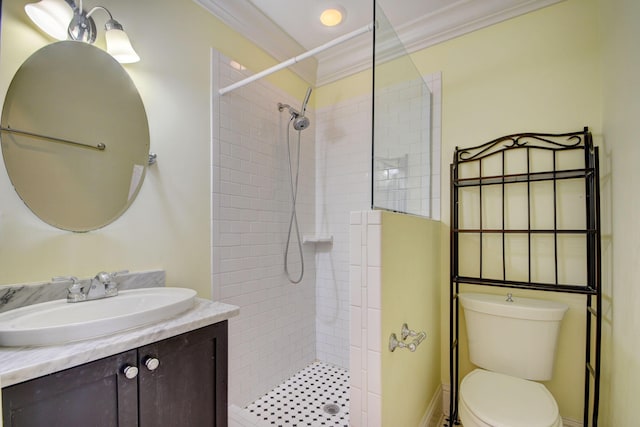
[{"left": 459, "top": 369, "right": 562, "bottom": 427}]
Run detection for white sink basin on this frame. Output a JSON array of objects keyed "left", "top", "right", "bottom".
[{"left": 0, "top": 287, "right": 197, "bottom": 347}]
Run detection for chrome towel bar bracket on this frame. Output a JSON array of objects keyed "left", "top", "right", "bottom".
[{"left": 389, "top": 323, "right": 426, "bottom": 352}]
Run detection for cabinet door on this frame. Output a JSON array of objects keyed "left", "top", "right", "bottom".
[
  {"left": 137, "top": 321, "right": 228, "bottom": 427},
  {"left": 2, "top": 349, "right": 139, "bottom": 427}
]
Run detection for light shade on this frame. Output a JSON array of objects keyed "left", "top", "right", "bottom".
[
  {"left": 320, "top": 8, "right": 344, "bottom": 27},
  {"left": 25, "top": 0, "right": 74, "bottom": 40},
  {"left": 105, "top": 28, "right": 140, "bottom": 64}
]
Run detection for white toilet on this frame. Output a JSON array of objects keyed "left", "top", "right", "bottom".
[{"left": 458, "top": 292, "right": 568, "bottom": 427}]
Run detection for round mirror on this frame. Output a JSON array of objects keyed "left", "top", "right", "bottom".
[{"left": 0, "top": 41, "right": 150, "bottom": 232}]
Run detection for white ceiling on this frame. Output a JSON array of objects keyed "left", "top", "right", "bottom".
[{"left": 195, "top": 0, "right": 563, "bottom": 87}]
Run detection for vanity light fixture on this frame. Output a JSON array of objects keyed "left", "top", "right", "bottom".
[
  {"left": 24, "top": 0, "right": 74, "bottom": 40},
  {"left": 320, "top": 7, "right": 345, "bottom": 27},
  {"left": 24, "top": 0, "right": 140, "bottom": 63}
]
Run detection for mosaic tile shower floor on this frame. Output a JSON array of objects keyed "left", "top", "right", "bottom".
[{"left": 231, "top": 361, "right": 350, "bottom": 427}]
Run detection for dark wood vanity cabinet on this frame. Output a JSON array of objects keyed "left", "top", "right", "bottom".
[
  {"left": 2, "top": 321, "right": 228, "bottom": 427},
  {"left": 1, "top": 349, "right": 139, "bottom": 427},
  {"left": 137, "top": 322, "right": 228, "bottom": 426}
]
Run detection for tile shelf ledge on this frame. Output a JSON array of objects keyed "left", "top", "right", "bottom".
[{"left": 302, "top": 235, "right": 334, "bottom": 244}]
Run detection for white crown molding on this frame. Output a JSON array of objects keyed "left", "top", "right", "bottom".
[
  {"left": 315, "top": 36, "right": 373, "bottom": 87},
  {"left": 193, "top": 0, "right": 317, "bottom": 85},
  {"left": 196, "top": 0, "right": 564, "bottom": 88},
  {"left": 317, "top": 0, "right": 564, "bottom": 86},
  {"left": 397, "top": 0, "right": 565, "bottom": 54}
]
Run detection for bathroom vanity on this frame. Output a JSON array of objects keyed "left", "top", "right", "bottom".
[{"left": 0, "top": 296, "right": 239, "bottom": 427}]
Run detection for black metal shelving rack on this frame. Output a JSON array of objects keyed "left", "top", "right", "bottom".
[{"left": 448, "top": 128, "right": 601, "bottom": 426}]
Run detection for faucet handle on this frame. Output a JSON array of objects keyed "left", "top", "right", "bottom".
[
  {"left": 108, "top": 270, "right": 128, "bottom": 287},
  {"left": 94, "top": 270, "right": 127, "bottom": 283},
  {"left": 53, "top": 276, "right": 85, "bottom": 302},
  {"left": 101, "top": 270, "right": 128, "bottom": 297}
]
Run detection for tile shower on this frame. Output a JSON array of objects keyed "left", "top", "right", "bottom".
[
  {"left": 212, "top": 51, "right": 317, "bottom": 407},
  {"left": 212, "top": 49, "right": 441, "bottom": 425},
  {"left": 212, "top": 49, "right": 370, "bottom": 422}
]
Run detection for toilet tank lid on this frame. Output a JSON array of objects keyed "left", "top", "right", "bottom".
[{"left": 459, "top": 293, "right": 568, "bottom": 321}]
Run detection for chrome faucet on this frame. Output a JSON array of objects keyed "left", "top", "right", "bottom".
[{"left": 54, "top": 270, "right": 128, "bottom": 303}]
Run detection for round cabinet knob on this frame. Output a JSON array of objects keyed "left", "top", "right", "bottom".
[
  {"left": 123, "top": 365, "right": 139, "bottom": 379},
  {"left": 144, "top": 357, "right": 160, "bottom": 371}
]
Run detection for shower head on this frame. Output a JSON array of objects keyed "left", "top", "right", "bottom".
[
  {"left": 278, "top": 86, "right": 313, "bottom": 131},
  {"left": 293, "top": 115, "right": 310, "bottom": 131}
]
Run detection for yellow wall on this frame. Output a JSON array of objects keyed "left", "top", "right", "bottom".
[
  {"left": 0, "top": 0, "right": 309, "bottom": 295},
  {"left": 317, "top": 0, "right": 603, "bottom": 421},
  {"left": 411, "top": 0, "right": 601, "bottom": 421},
  {"left": 316, "top": 70, "right": 372, "bottom": 108},
  {"left": 599, "top": 0, "right": 640, "bottom": 426},
  {"left": 381, "top": 212, "right": 441, "bottom": 426}
]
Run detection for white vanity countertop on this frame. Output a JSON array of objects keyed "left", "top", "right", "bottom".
[{"left": 0, "top": 298, "right": 239, "bottom": 388}]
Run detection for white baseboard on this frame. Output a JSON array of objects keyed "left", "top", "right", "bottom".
[
  {"left": 442, "top": 383, "right": 451, "bottom": 416},
  {"left": 419, "top": 385, "right": 444, "bottom": 427},
  {"left": 562, "top": 418, "right": 582, "bottom": 427}
]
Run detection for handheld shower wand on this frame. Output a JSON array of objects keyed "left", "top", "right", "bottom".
[
  {"left": 291, "top": 87, "right": 312, "bottom": 131},
  {"left": 278, "top": 87, "right": 313, "bottom": 284},
  {"left": 300, "top": 87, "right": 312, "bottom": 116}
]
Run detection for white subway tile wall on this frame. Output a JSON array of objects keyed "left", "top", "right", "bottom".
[
  {"left": 315, "top": 94, "right": 372, "bottom": 369},
  {"left": 212, "top": 51, "right": 317, "bottom": 407},
  {"left": 373, "top": 73, "right": 442, "bottom": 219},
  {"left": 374, "top": 80, "right": 430, "bottom": 216}
]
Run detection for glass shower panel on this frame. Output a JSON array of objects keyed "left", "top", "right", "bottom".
[{"left": 372, "top": 1, "right": 432, "bottom": 217}]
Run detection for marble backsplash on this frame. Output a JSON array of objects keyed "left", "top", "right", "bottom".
[{"left": 0, "top": 270, "right": 165, "bottom": 313}]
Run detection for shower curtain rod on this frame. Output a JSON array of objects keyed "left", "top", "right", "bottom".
[{"left": 218, "top": 22, "right": 375, "bottom": 96}]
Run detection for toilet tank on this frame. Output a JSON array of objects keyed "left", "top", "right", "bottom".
[{"left": 459, "top": 292, "right": 568, "bottom": 381}]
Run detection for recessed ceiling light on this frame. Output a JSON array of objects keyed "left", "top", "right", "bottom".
[{"left": 320, "top": 7, "right": 344, "bottom": 27}]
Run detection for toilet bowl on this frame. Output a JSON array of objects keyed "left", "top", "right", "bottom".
[{"left": 459, "top": 369, "right": 562, "bottom": 427}]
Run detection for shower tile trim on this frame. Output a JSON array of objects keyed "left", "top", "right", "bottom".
[
  {"left": 424, "top": 71, "right": 442, "bottom": 221},
  {"left": 349, "top": 210, "right": 382, "bottom": 427}
]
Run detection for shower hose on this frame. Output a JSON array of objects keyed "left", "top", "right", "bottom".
[{"left": 284, "top": 116, "right": 304, "bottom": 284}]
